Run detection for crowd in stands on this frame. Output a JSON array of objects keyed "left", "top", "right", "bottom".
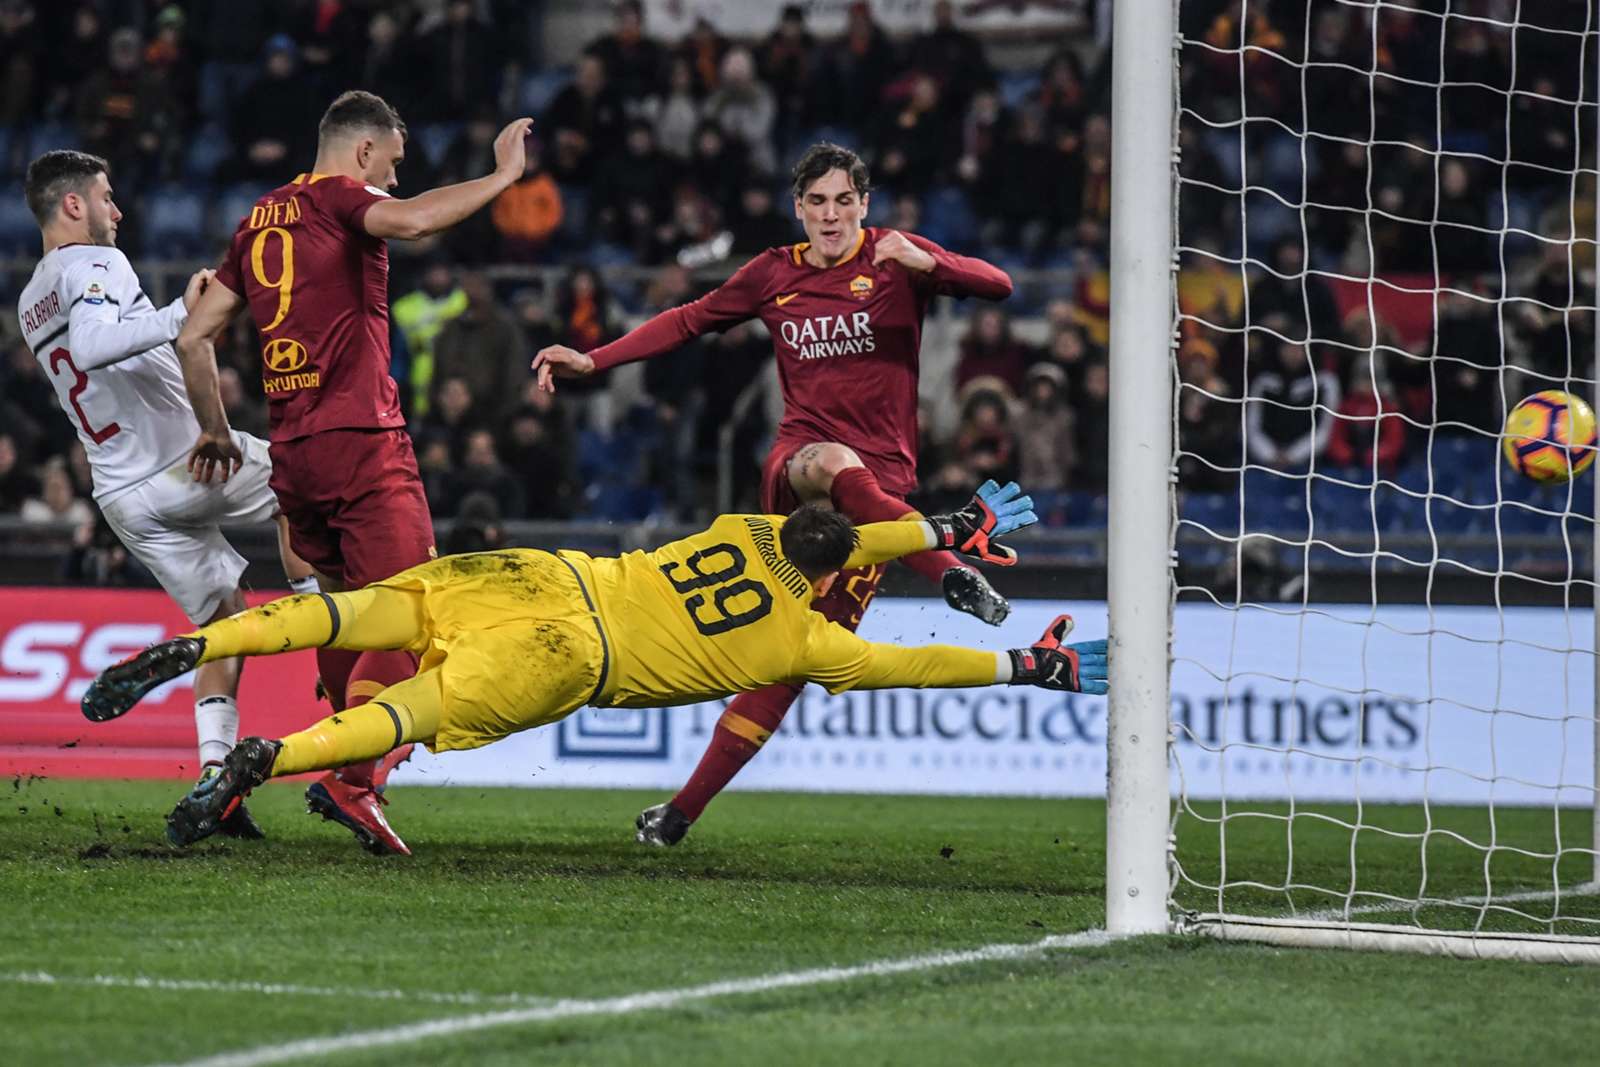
[{"left": 0, "top": 0, "right": 1594, "bottom": 575}]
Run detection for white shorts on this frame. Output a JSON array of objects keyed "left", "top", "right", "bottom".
[{"left": 101, "top": 432, "right": 278, "bottom": 625}]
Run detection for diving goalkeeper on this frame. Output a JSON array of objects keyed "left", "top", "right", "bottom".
[{"left": 82, "top": 482, "right": 1107, "bottom": 849}]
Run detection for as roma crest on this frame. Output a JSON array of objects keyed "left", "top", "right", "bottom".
[{"left": 849, "top": 274, "right": 873, "bottom": 299}]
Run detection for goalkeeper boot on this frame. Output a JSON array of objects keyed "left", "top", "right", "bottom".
[
  {"left": 82, "top": 636, "right": 206, "bottom": 722},
  {"left": 186, "top": 762, "right": 267, "bottom": 840},
  {"left": 635, "top": 801, "right": 692, "bottom": 847},
  {"left": 306, "top": 776, "right": 411, "bottom": 856},
  {"left": 942, "top": 566, "right": 1011, "bottom": 626},
  {"left": 166, "top": 737, "right": 279, "bottom": 846}
]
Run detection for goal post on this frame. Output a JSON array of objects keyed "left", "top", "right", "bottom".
[
  {"left": 1107, "top": 0, "right": 1600, "bottom": 959},
  {"left": 1105, "top": 0, "right": 1179, "bottom": 936}
]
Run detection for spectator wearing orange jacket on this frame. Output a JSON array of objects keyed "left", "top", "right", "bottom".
[{"left": 491, "top": 140, "right": 564, "bottom": 259}]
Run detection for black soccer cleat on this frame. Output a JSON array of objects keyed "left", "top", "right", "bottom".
[
  {"left": 188, "top": 762, "right": 267, "bottom": 840},
  {"left": 81, "top": 636, "right": 206, "bottom": 722},
  {"left": 635, "top": 801, "right": 692, "bottom": 847},
  {"left": 942, "top": 566, "right": 1010, "bottom": 626},
  {"left": 218, "top": 802, "right": 266, "bottom": 840},
  {"left": 165, "top": 737, "right": 280, "bottom": 847}
]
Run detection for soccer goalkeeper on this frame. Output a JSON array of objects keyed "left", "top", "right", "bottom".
[{"left": 82, "top": 482, "right": 1107, "bottom": 851}]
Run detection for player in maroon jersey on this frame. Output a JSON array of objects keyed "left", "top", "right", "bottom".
[
  {"left": 532, "top": 142, "right": 1014, "bottom": 846},
  {"left": 173, "top": 91, "right": 533, "bottom": 855}
]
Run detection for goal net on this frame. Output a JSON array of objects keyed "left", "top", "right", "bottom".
[{"left": 1156, "top": 0, "right": 1600, "bottom": 961}]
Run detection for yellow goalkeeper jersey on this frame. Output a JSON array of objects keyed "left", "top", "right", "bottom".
[{"left": 561, "top": 515, "right": 1000, "bottom": 709}]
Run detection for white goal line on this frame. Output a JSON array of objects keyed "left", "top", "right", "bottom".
[
  {"left": 0, "top": 970, "right": 554, "bottom": 1007},
  {"left": 151, "top": 930, "right": 1114, "bottom": 1067}
]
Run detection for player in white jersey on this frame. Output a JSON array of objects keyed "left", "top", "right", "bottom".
[{"left": 17, "top": 150, "right": 317, "bottom": 836}]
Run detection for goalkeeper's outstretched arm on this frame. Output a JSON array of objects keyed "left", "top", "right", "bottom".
[{"left": 798, "top": 615, "right": 1109, "bottom": 696}]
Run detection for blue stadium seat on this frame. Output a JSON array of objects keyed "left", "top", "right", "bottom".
[
  {"left": 521, "top": 69, "right": 572, "bottom": 116},
  {"left": 26, "top": 122, "right": 76, "bottom": 160},
  {"left": 998, "top": 71, "right": 1039, "bottom": 109},
  {"left": 1426, "top": 496, "right": 1487, "bottom": 534},
  {"left": 1310, "top": 477, "right": 1377, "bottom": 533},
  {"left": 587, "top": 241, "right": 637, "bottom": 269},
  {"left": 581, "top": 483, "right": 662, "bottom": 522},
  {"left": 1029, "top": 490, "right": 1070, "bottom": 527},
  {"left": 142, "top": 183, "right": 209, "bottom": 255},
  {"left": 808, "top": 125, "right": 862, "bottom": 152},
  {"left": 1497, "top": 503, "right": 1560, "bottom": 538},
  {"left": 0, "top": 183, "right": 36, "bottom": 255},
  {"left": 416, "top": 123, "right": 461, "bottom": 170},
  {"left": 1430, "top": 434, "right": 1498, "bottom": 502},
  {"left": 1241, "top": 469, "right": 1305, "bottom": 533},
  {"left": 556, "top": 185, "right": 589, "bottom": 245},
  {"left": 1180, "top": 492, "right": 1238, "bottom": 535},
  {"left": 183, "top": 123, "right": 231, "bottom": 180},
  {"left": 920, "top": 186, "right": 976, "bottom": 247}
]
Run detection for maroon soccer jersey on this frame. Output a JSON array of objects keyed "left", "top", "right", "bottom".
[
  {"left": 214, "top": 173, "right": 405, "bottom": 442},
  {"left": 587, "top": 228, "right": 1011, "bottom": 495}
]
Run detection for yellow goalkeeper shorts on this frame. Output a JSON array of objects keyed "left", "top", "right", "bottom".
[{"left": 370, "top": 550, "right": 608, "bottom": 752}]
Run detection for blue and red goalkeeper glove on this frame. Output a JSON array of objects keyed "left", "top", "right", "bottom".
[
  {"left": 926, "top": 479, "right": 1038, "bottom": 566},
  {"left": 1008, "top": 615, "right": 1109, "bottom": 694}
]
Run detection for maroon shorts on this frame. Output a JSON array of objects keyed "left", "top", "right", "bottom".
[
  {"left": 268, "top": 428, "right": 436, "bottom": 588},
  {"left": 758, "top": 442, "right": 884, "bottom": 632}
]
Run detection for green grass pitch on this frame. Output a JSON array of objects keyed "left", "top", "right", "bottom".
[{"left": 4, "top": 779, "right": 1600, "bottom": 1065}]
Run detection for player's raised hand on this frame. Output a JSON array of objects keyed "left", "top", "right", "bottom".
[
  {"left": 1008, "top": 615, "right": 1109, "bottom": 695},
  {"left": 183, "top": 268, "right": 216, "bottom": 313},
  {"left": 188, "top": 429, "right": 243, "bottom": 484},
  {"left": 871, "top": 230, "right": 936, "bottom": 273},
  {"left": 926, "top": 479, "right": 1038, "bottom": 566},
  {"left": 492, "top": 117, "right": 535, "bottom": 180},
  {"left": 532, "top": 344, "right": 596, "bottom": 393}
]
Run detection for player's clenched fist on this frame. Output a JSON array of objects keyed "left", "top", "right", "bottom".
[
  {"left": 492, "top": 117, "right": 535, "bottom": 180},
  {"left": 183, "top": 268, "right": 215, "bottom": 312},
  {"left": 870, "top": 229, "right": 936, "bottom": 273},
  {"left": 532, "top": 344, "right": 595, "bottom": 393}
]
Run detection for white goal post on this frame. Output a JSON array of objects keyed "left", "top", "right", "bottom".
[{"left": 1106, "top": 0, "right": 1600, "bottom": 961}]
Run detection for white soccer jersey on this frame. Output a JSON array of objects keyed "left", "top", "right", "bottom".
[{"left": 17, "top": 244, "right": 195, "bottom": 503}]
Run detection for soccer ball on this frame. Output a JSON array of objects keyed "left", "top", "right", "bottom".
[{"left": 1502, "top": 390, "right": 1598, "bottom": 484}]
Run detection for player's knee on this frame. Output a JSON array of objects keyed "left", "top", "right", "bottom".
[{"left": 787, "top": 442, "right": 864, "bottom": 498}]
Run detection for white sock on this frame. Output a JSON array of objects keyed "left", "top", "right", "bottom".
[
  {"left": 288, "top": 574, "right": 320, "bottom": 596},
  {"left": 195, "top": 694, "right": 239, "bottom": 766}
]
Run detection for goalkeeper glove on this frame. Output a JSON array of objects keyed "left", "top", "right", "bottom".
[
  {"left": 926, "top": 479, "right": 1038, "bottom": 566},
  {"left": 1008, "top": 614, "right": 1109, "bottom": 694}
]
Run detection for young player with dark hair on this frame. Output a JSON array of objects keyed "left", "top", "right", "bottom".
[
  {"left": 173, "top": 90, "right": 534, "bottom": 854},
  {"left": 81, "top": 482, "right": 1107, "bottom": 851},
  {"left": 16, "top": 150, "right": 318, "bottom": 836},
  {"left": 533, "top": 142, "right": 1017, "bottom": 845}
]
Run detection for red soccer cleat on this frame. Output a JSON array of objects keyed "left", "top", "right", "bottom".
[
  {"left": 370, "top": 743, "right": 415, "bottom": 793},
  {"left": 305, "top": 775, "right": 411, "bottom": 856}
]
